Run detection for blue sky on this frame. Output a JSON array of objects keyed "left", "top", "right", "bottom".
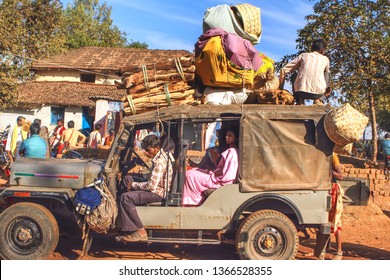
[{"left": 62, "top": 0, "right": 315, "bottom": 62}]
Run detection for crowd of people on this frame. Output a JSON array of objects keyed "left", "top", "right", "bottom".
[{"left": 4, "top": 116, "right": 115, "bottom": 161}]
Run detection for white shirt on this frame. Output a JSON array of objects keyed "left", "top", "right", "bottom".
[
  {"left": 87, "top": 130, "right": 102, "bottom": 148},
  {"left": 281, "top": 52, "right": 330, "bottom": 94}
]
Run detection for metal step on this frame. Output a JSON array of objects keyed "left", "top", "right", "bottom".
[{"left": 146, "top": 237, "right": 221, "bottom": 245}]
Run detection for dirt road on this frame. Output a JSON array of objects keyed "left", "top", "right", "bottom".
[{"left": 49, "top": 197, "right": 390, "bottom": 260}]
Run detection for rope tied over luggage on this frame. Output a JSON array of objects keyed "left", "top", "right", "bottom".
[{"left": 174, "top": 57, "right": 186, "bottom": 82}]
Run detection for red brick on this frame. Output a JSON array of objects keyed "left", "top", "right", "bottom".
[
  {"left": 385, "top": 190, "right": 390, "bottom": 197},
  {"left": 357, "top": 173, "right": 368, "bottom": 178},
  {"left": 379, "top": 190, "right": 385, "bottom": 195},
  {"left": 380, "top": 184, "right": 390, "bottom": 190},
  {"left": 368, "top": 173, "right": 376, "bottom": 179},
  {"left": 372, "top": 190, "right": 379, "bottom": 196},
  {"left": 376, "top": 174, "right": 385, "bottom": 180}
]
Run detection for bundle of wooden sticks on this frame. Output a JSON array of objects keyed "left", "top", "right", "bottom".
[{"left": 116, "top": 55, "right": 196, "bottom": 115}]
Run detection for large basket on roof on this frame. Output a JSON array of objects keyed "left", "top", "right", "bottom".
[{"left": 324, "top": 103, "right": 369, "bottom": 146}]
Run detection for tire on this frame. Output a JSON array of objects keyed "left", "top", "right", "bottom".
[
  {"left": 235, "top": 209, "right": 298, "bottom": 260},
  {"left": 0, "top": 202, "right": 59, "bottom": 260}
]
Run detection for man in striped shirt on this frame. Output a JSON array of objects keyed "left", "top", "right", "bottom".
[
  {"left": 116, "top": 134, "right": 174, "bottom": 242},
  {"left": 279, "top": 39, "right": 331, "bottom": 105}
]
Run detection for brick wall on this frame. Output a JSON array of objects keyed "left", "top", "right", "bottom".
[
  {"left": 72, "top": 147, "right": 110, "bottom": 159},
  {"left": 341, "top": 165, "right": 390, "bottom": 199}
]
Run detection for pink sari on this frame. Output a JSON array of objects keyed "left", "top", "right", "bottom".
[{"left": 182, "top": 147, "right": 238, "bottom": 206}]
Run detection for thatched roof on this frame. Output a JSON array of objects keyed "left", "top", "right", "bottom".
[
  {"left": 17, "top": 81, "right": 125, "bottom": 107},
  {"left": 31, "top": 47, "right": 193, "bottom": 71}
]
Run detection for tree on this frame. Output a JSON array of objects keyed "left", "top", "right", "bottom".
[
  {"left": 0, "top": 0, "right": 148, "bottom": 110},
  {"left": 277, "top": 0, "right": 390, "bottom": 162},
  {"left": 0, "top": 0, "right": 66, "bottom": 110},
  {"left": 63, "top": 0, "right": 147, "bottom": 49},
  {"left": 126, "top": 40, "right": 148, "bottom": 49}
]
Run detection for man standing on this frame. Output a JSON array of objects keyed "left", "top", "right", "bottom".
[
  {"left": 19, "top": 123, "right": 47, "bottom": 159},
  {"left": 59, "top": 120, "right": 86, "bottom": 149},
  {"left": 116, "top": 134, "right": 174, "bottom": 242},
  {"left": 87, "top": 123, "right": 102, "bottom": 148},
  {"left": 50, "top": 119, "right": 66, "bottom": 147},
  {"left": 329, "top": 153, "right": 344, "bottom": 260},
  {"left": 279, "top": 39, "right": 330, "bottom": 105},
  {"left": 380, "top": 133, "right": 390, "bottom": 172},
  {"left": 5, "top": 116, "right": 28, "bottom": 161}
]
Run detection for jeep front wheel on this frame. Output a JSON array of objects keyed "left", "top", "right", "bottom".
[
  {"left": 0, "top": 202, "right": 59, "bottom": 260},
  {"left": 235, "top": 209, "right": 298, "bottom": 260}
]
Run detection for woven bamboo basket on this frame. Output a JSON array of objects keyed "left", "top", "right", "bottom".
[
  {"left": 333, "top": 143, "right": 353, "bottom": 156},
  {"left": 232, "top": 3, "right": 261, "bottom": 37},
  {"left": 324, "top": 103, "right": 369, "bottom": 146}
]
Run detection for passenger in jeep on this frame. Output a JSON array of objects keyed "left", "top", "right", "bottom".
[
  {"left": 182, "top": 127, "right": 239, "bottom": 206},
  {"left": 116, "top": 134, "right": 174, "bottom": 242}
]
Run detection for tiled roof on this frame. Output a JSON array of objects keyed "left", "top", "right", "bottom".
[
  {"left": 31, "top": 47, "right": 193, "bottom": 71},
  {"left": 17, "top": 81, "right": 125, "bottom": 107}
]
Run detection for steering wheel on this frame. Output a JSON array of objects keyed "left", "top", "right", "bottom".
[{"left": 129, "top": 147, "right": 152, "bottom": 172}]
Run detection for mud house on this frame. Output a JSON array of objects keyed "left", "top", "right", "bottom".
[{"left": 0, "top": 47, "right": 192, "bottom": 137}]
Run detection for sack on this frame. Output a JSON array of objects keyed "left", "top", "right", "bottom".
[
  {"left": 324, "top": 103, "right": 369, "bottom": 146},
  {"left": 74, "top": 187, "right": 102, "bottom": 215},
  {"left": 195, "top": 35, "right": 257, "bottom": 88},
  {"left": 57, "top": 141, "right": 70, "bottom": 154},
  {"left": 204, "top": 87, "right": 248, "bottom": 104},
  {"left": 85, "top": 180, "right": 117, "bottom": 234}
]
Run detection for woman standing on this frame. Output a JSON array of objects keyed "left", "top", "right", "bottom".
[{"left": 182, "top": 127, "right": 239, "bottom": 206}]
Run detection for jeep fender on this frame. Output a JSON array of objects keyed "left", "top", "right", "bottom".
[
  {"left": 231, "top": 193, "right": 303, "bottom": 230},
  {"left": 0, "top": 186, "right": 75, "bottom": 207}
]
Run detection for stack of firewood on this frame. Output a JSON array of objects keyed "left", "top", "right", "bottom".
[{"left": 116, "top": 55, "right": 196, "bottom": 115}]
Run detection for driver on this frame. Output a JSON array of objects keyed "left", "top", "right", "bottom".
[{"left": 116, "top": 134, "right": 174, "bottom": 242}]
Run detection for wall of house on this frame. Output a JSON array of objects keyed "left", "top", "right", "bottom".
[
  {"left": 64, "top": 107, "right": 83, "bottom": 130},
  {"left": 35, "top": 69, "right": 118, "bottom": 85},
  {"left": 0, "top": 109, "right": 35, "bottom": 131},
  {"left": 95, "top": 100, "right": 109, "bottom": 125},
  {"left": 0, "top": 106, "right": 83, "bottom": 134}
]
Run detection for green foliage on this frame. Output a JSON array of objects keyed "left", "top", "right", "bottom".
[
  {"left": 63, "top": 0, "right": 127, "bottom": 48},
  {"left": 0, "top": 0, "right": 66, "bottom": 110},
  {"left": 62, "top": 0, "right": 147, "bottom": 49},
  {"left": 0, "top": 0, "right": 148, "bottom": 110},
  {"left": 376, "top": 95, "right": 390, "bottom": 132},
  {"left": 126, "top": 40, "right": 148, "bottom": 49}
]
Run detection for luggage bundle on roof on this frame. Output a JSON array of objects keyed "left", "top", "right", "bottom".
[{"left": 194, "top": 3, "right": 293, "bottom": 106}]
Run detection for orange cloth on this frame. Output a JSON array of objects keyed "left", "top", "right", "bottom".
[
  {"left": 195, "top": 36, "right": 256, "bottom": 88},
  {"left": 329, "top": 182, "right": 344, "bottom": 233}
]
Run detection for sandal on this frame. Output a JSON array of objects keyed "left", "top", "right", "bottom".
[{"left": 333, "top": 252, "right": 343, "bottom": 260}]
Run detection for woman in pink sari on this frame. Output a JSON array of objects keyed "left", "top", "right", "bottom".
[{"left": 182, "top": 127, "right": 239, "bottom": 206}]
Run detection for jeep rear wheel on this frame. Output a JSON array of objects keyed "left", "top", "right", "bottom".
[
  {"left": 236, "top": 209, "right": 298, "bottom": 260},
  {"left": 0, "top": 202, "right": 59, "bottom": 260}
]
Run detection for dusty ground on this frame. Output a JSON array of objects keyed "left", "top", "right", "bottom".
[{"left": 49, "top": 197, "right": 390, "bottom": 260}]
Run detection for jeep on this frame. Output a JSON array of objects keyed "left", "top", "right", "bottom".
[{"left": 0, "top": 104, "right": 333, "bottom": 260}]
